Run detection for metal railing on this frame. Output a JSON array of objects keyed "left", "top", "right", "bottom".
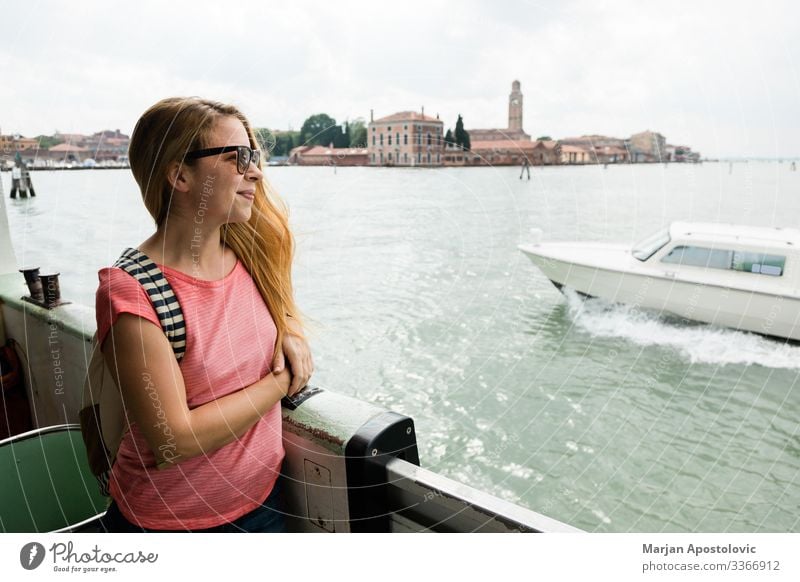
[{"left": 382, "top": 457, "right": 581, "bottom": 533}]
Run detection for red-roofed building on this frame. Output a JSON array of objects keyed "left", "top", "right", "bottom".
[
  {"left": 0, "top": 134, "right": 40, "bottom": 152},
  {"left": 446, "top": 139, "right": 533, "bottom": 166},
  {"left": 531, "top": 140, "right": 560, "bottom": 165},
  {"left": 559, "top": 144, "right": 592, "bottom": 164},
  {"left": 594, "top": 145, "right": 628, "bottom": 164},
  {"left": 557, "top": 138, "right": 630, "bottom": 164},
  {"left": 629, "top": 130, "right": 667, "bottom": 162},
  {"left": 288, "top": 144, "right": 368, "bottom": 166},
  {"left": 443, "top": 139, "right": 559, "bottom": 166},
  {"left": 49, "top": 143, "right": 91, "bottom": 163},
  {"left": 367, "top": 109, "right": 444, "bottom": 166}
]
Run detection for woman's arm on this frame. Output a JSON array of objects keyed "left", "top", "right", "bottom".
[{"left": 102, "top": 313, "right": 292, "bottom": 468}]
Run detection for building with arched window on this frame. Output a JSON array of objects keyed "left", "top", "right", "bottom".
[{"left": 367, "top": 109, "right": 444, "bottom": 166}]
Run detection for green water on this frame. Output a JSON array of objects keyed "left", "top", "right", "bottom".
[{"left": 5, "top": 162, "right": 799, "bottom": 531}]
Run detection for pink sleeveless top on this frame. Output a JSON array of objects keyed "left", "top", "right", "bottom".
[{"left": 95, "top": 258, "right": 284, "bottom": 530}]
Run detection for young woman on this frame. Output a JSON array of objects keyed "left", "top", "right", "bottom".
[{"left": 97, "top": 97, "right": 313, "bottom": 532}]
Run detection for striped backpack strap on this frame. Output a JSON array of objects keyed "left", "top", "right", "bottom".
[{"left": 113, "top": 247, "right": 186, "bottom": 361}]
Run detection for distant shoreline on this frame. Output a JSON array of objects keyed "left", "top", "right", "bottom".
[
  {"left": 1, "top": 159, "right": 797, "bottom": 172},
  {"left": 0, "top": 165, "right": 130, "bottom": 172}
]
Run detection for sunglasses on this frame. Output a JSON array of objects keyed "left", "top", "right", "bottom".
[{"left": 185, "top": 145, "right": 261, "bottom": 174}]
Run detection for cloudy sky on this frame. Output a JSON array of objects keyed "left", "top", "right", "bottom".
[{"left": 1, "top": 0, "right": 798, "bottom": 158}]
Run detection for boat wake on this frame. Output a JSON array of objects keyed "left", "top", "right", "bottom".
[{"left": 561, "top": 288, "right": 800, "bottom": 369}]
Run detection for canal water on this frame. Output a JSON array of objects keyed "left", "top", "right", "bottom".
[{"left": 4, "top": 162, "right": 799, "bottom": 532}]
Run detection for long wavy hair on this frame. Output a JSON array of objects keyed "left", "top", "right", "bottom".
[{"left": 127, "top": 96, "right": 304, "bottom": 345}]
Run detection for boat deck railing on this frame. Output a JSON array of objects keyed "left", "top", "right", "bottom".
[{"left": 382, "top": 457, "right": 580, "bottom": 532}]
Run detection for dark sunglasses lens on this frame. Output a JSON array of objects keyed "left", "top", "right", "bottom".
[
  {"left": 237, "top": 147, "right": 260, "bottom": 173},
  {"left": 237, "top": 147, "right": 249, "bottom": 173}
]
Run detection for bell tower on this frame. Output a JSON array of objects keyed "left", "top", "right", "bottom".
[{"left": 508, "top": 80, "right": 523, "bottom": 132}]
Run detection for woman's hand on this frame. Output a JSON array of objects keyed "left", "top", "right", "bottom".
[
  {"left": 271, "top": 320, "right": 313, "bottom": 397},
  {"left": 271, "top": 365, "right": 294, "bottom": 397}
]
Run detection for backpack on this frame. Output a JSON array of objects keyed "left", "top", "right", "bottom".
[{"left": 79, "top": 248, "right": 186, "bottom": 496}]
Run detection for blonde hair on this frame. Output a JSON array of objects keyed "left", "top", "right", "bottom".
[{"left": 127, "top": 96, "right": 304, "bottom": 346}]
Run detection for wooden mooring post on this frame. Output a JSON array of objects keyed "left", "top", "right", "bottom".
[{"left": 9, "top": 153, "right": 35, "bottom": 198}]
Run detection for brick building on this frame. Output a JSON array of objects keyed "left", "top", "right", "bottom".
[
  {"left": 0, "top": 134, "right": 40, "bottom": 166},
  {"left": 468, "top": 80, "right": 532, "bottom": 143},
  {"left": 82, "top": 130, "right": 130, "bottom": 161},
  {"left": 48, "top": 143, "right": 91, "bottom": 164},
  {"left": 0, "top": 134, "right": 39, "bottom": 152},
  {"left": 288, "top": 145, "right": 368, "bottom": 166},
  {"left": 450, "top": 139, "right": 560, "bottom": 166},
  {"left": 449, "top": 79, "right": 534, "bottom": 166},
  {"left": 560, "top": 144, "right": 592, "bottom": 164},
  {"left": 558, "top": 135, "right": 631, "bottom": 164},
  {"left": 367, "top": 109, "right": 444, "bottom": 166},
  {"left": 629, "top": 130, "right": 667, "bottom": 162}
]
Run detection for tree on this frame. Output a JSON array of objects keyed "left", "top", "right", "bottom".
[
  {"left": 454, "top": 115, "right": 471, "bottom": 150},
  {"left": 253, "top": 129, "right": 299, "bottom": 157},
  {"left": 333, "top": 122, "right": 349, "bottom": 148},
  {"left": 348, "top": 118, "right": 367, "bottom": 147},
  {"left": 299, "top": 113, "right": 338, "bottom": 147},
  {"left": 275, "top": 131, "right": 300, "bottom": 157},
  {"left": 443, "top": 128, "right": 454, "bottom": 145},
  {"left": 253, "top": 128, "right": 277, "bottom": 154},
  {"left": 36, "top": 135, "right": 64, "bottom": 149},
  {"left": 536, "top": 135, "right": 552, "bottom": 141}
]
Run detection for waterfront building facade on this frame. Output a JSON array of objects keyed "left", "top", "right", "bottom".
[
  {"left": 531, "top": 140, "right": 560, "bottom": 165},
  {"left": 558, "top": 135, "right": 632, "bottom": 164},
  {"left": 1, "top": 130, "right": 130, "bottom": 166},
  {"left": 288, "top": 144, "right": 368, "bottom": 166},
  {"left": 0, "top": 134, "right": 40, "bottom": 166},
  {"left": 367, "top": 110, "right": 444, "bottom": 166},
  {"left": 665, "top": 144, "right": 701, "bottom": 163},
  {"left": 560, "top": 144, "right": 592, "bottom": 164},
  {"left": 82, "top": 130, "right": 130, "bottom": 162},
  {"left": 451, "top": 79, "right": 535, "bottom": 166},
  {"left": 48, "top": 143, "right": 91, "bottom": 164},
  {"left": 629, "top": 130, "right": 667, "bottom": 162},
  {"left": 452, "top": 139, "right": 559, "bottom": 166},
  {"left": 0, "top": 134, "right": 39, "bottom": 152}
]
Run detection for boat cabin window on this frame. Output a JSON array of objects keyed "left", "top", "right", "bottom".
[
  {"left": 731, "top": 251, "right": 785, "bottom": 276},
  {"left": 661, "top": 245, "right": 785, "bottom": 276},
  {"left": 632, "top": 229, "right": 670, "bottom": 261},
  {"left": 661, "top": 246, "right": 733, "bottom": 269}
]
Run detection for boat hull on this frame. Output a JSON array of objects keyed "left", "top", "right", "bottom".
[{"left": 520, "top": 247, "right": 800, "bottom": 341}]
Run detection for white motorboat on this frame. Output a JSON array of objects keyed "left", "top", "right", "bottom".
[{"left": 519, "top": 222, "right": 800, "bottom": 341}]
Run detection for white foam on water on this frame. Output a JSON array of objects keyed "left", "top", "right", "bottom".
[
  {"left": 562, "top": 289, "right": 800, "bottom": 369},
  {"left": 500, "top": 463, "right": 536, "bottom": 479},
  {"left": 591, "top": 508, "right": 613, "bottom": 525},
  {"left": 465, "top": 438, "right": 485, "bottom": 456}
]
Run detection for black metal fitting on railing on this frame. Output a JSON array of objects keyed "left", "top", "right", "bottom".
[
  {"left": 20, "top": 268, "right": 69, "bottom": 309},
  {"left": 19, "top": 267, "right": 44, "bottom": 302},
  {"left": 344, "top": 411, "right": 420, "bottom": 532}
]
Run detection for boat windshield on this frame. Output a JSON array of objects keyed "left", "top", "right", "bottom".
[{"left": 632, "top": 228, "right": 671, "bottom": 261}]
